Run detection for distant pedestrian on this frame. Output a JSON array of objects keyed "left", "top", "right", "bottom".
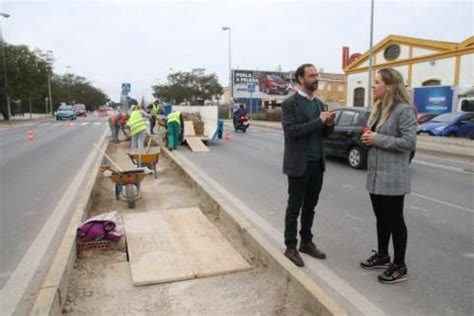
[
  {"left": 147, "top": 100, "right": 160, "bottom": 134},
  {"left": 360, "top": 68, "right": 417, "bottom": 284},
  {"left": 127, "top": 105, "right": 149, "bottom": 149},
  {"left": 281, "top": 63, "right": 335, "bottom": 267}
]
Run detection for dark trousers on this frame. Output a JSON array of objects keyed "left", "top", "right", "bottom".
[
  {"left": 284, "top": 161, "right": 324, "bottom": 249},
  {"left": 149, "top": 116, "right": 156, "bottom": 133},
  {"left": 370, "top": 194, "right": 407, "bottom": 265}
]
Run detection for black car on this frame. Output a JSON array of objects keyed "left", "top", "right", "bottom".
[
  {"left": 324, "top": 107, "right": 371, "bottom": 169},
  {"left": 324, "top": 107, "right": 415, "bottom": 169}
]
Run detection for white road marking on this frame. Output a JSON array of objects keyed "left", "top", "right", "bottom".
[
  {"left": 38, "top": 123, "right": 51, "bottom": 127},
  {"left": 461, "top": 253, "right": 474, "bottom": 259},
  {"left": 411, "top": 192, "right": 474, "bottom": 214},
  {"left": 93, "top": 122, "right": 102, "bottom": 125},
  {"left": 80, "top": 122, "right": 89, "bottom": 126},
  {"left": 413, "top": 159, "right": 471, "bottom": 174}
]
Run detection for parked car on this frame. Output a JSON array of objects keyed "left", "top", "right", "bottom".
[
  {"left": 324, "top": 107, "right": 415, "bottom": 169},
  {"left": 417, "top": 111, "right": 474, "bottom": 138},
  {"left": 258, "top": 74, "right": 289, "bottom": 95},
  {"left": 417, "top": 112, "right": 438, "bottom": 125},
  {"left": 56, "top": 105, "right": 77, "bottom": 121},
  {"left": 74, "top": 104, "right": 87, "bottom": 117}
]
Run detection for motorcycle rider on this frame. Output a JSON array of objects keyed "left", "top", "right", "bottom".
[{"left": 233, "top": 104, "right": 248, "bottom": 129}]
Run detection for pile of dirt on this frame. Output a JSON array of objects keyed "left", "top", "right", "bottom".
[{"left": 182, "top": 112, "right": 204, "bottom": 135}]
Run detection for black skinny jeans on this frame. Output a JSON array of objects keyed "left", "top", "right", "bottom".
[
  {"left": 370, "top": 194, "right": 407, "bottom": 265},
  {"left": 284, "top": 161, "right": 324, "bottom": 249}
]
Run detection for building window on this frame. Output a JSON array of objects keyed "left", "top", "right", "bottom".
[
  {"left": 319, "top": 82, "right": 325, "bottom": 90},
  {"left": 384, "top": 44, "right": 401, "bottom": 61},
  {"left": 337, "top": 84, "right": 344, "bottom": 92},
  {"left": 422, "top": 79, "right": 441, "bottom": 86},
  {"left": 327, "top": 84, "right": 332, "bottom": 91},
  {"left": 353, "top": 87, "right": 365, "bottom": 107}
]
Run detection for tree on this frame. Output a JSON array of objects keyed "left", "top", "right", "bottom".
[
  {"left": 151, "top": 71, "right": 223, "bottom": 104},
  {"left": 0, "top": 42, "right": 52, "bottom": 119},
  {"left": 50, "top": 74, "right": 108, "bottom": 111},
  {"left": 0, "top": 40, "right": 109, "bottom": 120}
]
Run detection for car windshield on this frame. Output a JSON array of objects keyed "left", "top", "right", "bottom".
[
  {"left": 431, "top": 112, "right": 463, "bottom": 123},
  {"left": 269, "top": 75, "right": 283, "bottom": 81},
  {"left": 74, "top": 105, "right": 85, "bottom": 110},
  {"left": 59, "top": 106, "right": 73, "bottom": 111}
]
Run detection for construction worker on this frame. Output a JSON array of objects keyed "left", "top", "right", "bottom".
[
  {"left": 127, "top": 105, "right": 149, "bottom": 149},
  {"left": 108, "top": 111, "right": 129, "bottom": 143},
  {"left": 166, "top": 110, "right": 182, "bottom": 151},
  {"left": 147, "top": 100, "right": 160, "bottom": 134}
]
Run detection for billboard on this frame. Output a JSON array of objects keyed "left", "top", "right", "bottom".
[
  {"left": 232, "top": 70, "right": 296, "bottom": 101},
  {"left": 414, "top": 86, "right": 453, "bottom": 114}
]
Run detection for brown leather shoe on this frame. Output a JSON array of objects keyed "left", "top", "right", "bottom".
[
  {"left": 299, "top": 242, "right": 326, "bottom": 259},
  {"left": 284, "top": 248, "right": 304, "bottom": 267}
]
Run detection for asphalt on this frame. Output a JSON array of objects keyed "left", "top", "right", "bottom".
[
  {"left": 0, "top": 117, "right": 108, "bottom": 289},
  {"left": 177, "top": 125, "right": 474, "bottom": 316}
]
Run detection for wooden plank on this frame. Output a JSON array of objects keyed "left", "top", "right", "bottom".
[
  {"left": 185, "top": 137, "right": 209, "bottom": 152},
  {"left": 183, "top": 121, "right": 196, "bottom": 136},
  {"left": 123, "top": 212, "right": 194, "bottom": 286},
  {"left": 163, "top": 207, "right": 251, "bottom": 278}
]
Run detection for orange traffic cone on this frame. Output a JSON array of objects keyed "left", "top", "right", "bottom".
[
  {"left": 224, "top": 128, "right": 232, "bottom": 142},
  {"left": 27, "top": 130, "right": 34, "bottom": 142}
]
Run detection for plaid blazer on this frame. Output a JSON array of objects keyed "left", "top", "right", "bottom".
[{"left": 366, "top": 103, "right": 417, "bottom": 195}]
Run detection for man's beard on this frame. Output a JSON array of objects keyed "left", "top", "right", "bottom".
[{"left": 304, "top": 80, "right": 318, "bottom": 91}]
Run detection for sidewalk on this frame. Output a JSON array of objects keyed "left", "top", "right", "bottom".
[
  {"left": 250, "top": 120, "right": 474, "bottom": 160},
  {"left": 32, "top": 138, "right": 345, "bottom": 315},
  {"left": 0, "top": 114, "right": 54, "bottom": 130}
]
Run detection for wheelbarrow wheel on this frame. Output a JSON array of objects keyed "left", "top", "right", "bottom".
[{"left": 125, "top": 184, "right": 136, "bottom": 209}]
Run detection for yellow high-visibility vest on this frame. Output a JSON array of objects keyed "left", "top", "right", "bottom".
[
  {"left": 167, "top": 111, "right": 181, "bottom": 125},
  {"left": 127, "top": 110, "right": 147, "bottom": 136}
]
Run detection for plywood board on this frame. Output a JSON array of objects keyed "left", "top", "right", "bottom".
[
  {"left": 163, "top": 207, "right": 251, "bottom": 278},
  {"left": 185, "top": 137, "right": 209, "bottom": 152},
  {"left": 183, "top": 121, "right": 196, "bottom": 136},
  {"left": 123, "top": 212, "right": 194, "bottom": 286}
]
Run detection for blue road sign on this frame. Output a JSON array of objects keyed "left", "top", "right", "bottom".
[
  {"left": 122, "top": 83, "right": 131, "bottom": 93},
  {"left": 248, "top": 84, "right": 256, "bottom": 93}
]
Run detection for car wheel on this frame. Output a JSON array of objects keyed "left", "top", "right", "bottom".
[
  {"left": 348, "top": 146, "right": 367, "bottom": 169},
  {"left": 446, "top": 131, "right": 456, "bottom": 137}
]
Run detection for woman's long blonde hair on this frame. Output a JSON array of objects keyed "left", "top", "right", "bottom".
[{"left": 368, "top": 68, "right": 412, "bottom": 128}]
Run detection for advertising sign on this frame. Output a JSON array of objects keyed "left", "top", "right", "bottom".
[
  {"left": 232, "top": 70, "right": 296, "bottom": 101},
  {"left": 414, "top": 86, "right": 453, "bottom": 114}
]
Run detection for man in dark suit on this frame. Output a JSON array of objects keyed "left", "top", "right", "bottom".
[{"left": 281, "top": 64, "right": 335, "bottom": 267}]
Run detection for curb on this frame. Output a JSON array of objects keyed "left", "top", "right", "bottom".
[
  {"left": 30, "top": 133, "right": 109, "bottom": 315},
  {"left": 163, "top": 148, "right": 347, "bottom": 316}
]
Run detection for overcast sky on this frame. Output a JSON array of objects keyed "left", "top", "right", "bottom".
[{"left": 1, "top": 0, "right": 472, "bottom": 102}]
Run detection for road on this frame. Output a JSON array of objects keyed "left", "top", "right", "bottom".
[
  {"left": 0, "top": 117, "right": 108, "bottom": 289},
  {"left": 178, "top": 125, "right": 474, "bottom": 316}
]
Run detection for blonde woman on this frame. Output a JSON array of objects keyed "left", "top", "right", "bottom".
[{"left": 360, "top": 68, "right": 417, "bottom": 284}]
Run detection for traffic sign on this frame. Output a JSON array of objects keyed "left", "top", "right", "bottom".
[
  {"left": 122, "top": 83, "right": 131, "bottom": 93},
  {"left": 248, "top": 84, "right": 256, "bottom": 93}
]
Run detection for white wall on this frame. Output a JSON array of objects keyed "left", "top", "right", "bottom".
[
  {"left": 459, "top": 53, "right": 474, "bottom": 85},
  {"left": 412, "top": 47, "right": 441, "bottom": 58},
  {"left": 347, "top": 72, "right": 369, "bottom": 107},
  {"left": 391, "top": 65, "right": 409, "bottom": 84},
  {"left": 411, "top": 57, "right": 455, "bottom": 87}
]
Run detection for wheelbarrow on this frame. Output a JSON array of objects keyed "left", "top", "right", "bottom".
[
  {"left": 102, "top": 165, "right": 147, "bottom": 209},
  {"left": 127, "top": 147, "right": 160, "bottom": 179}
]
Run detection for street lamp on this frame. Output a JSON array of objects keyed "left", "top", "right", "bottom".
[
  {"left": 367, "top": 0, "right": 375, "bottom": 107},
  {"left": 46, "top": 50, "right": 53, "bottom": 115},
  {"left": 66, "top": 65, "right": 71, "bottom": 104},
  {"left": 222, "top": 26, "right": 232, "bottom": 119},
  {"left": 1, "top": 12, "right": 11, "bottom": 119}
]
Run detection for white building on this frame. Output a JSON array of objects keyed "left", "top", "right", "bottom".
[{"left": 344, "top": 35, "right": 474, "bottom": 107}]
